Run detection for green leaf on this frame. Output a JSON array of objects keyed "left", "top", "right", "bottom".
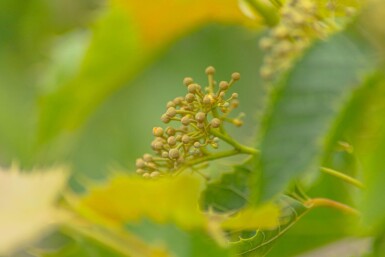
[
  {"left": 257, "top": 30, "right": 375, "bottom": 201},
  {"left": 346, "top": 71, "right": 385, "bottom": 229},
  {"left": 39, "top": 233, "right": 125, "bottom": 257},
  {"left": 126, "top": 220, "right": 231, "bottom": 257},
  {"left": 201, "top": 164, "right": 251, "bottom": 213},
  {"left": 319, "top": 69, "right": 385, "bottom": 230},
  {"left": 229, "top": 196, "right": 309, "bottom": 257},
  {"left": 38, "top": 6, "right": 141, "bottom": 142}
]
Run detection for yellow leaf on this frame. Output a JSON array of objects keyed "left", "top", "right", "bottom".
[
  {"left": 77, "top": 175, "right": 206, "bottom": 229},
  {"left": 220, "top": 203, "right": 279, "bottom": 230},
  {"left": 114, "top": 0, "right": 259, "bottom": 50},
  {"left": 0, "top": 166, "right": 68, "bottom": 255},
  {"left": 76, "top": 174, "right": 280, "bottom": 234}
]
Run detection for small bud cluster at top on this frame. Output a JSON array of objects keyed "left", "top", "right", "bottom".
[
  {"left": 259, "top": 0, "right": 357, "bottom": 81},
  {"left": 136, "top": 66, "right": 243, "bottom": 178}
]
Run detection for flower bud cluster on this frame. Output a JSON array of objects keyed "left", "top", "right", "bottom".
[
  {"left": 136, "top": 67, "right": 243, "bottom": 178},
  {"left": 259, "top": 0, "right": 357, "bottom": 80}
]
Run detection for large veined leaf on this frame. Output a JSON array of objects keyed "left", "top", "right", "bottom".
[
  {"left": 229, "top": 196, "right": 309, "bottom": 257},
  {"left": 257, "top": 29, "right": 375, "bottom": 201}
]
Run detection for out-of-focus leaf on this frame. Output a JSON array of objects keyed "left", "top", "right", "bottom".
[
  {"left": 39, "top": 7, "right": 140, "bottom": 141},
  {"left": 38, "top": 0, "right": 258, "bottom": 143},
  {"left": 229, "top": 196, "right": 309, "bottom": 257},
  {"left": 348, "top": 72, "right": 385, "bottom": 229},
  {"left": 76, "top": 174, "right": 280, "bottom": 231},
  {"left": 126, "top": 221, "right": 230, "bottom": 257},
  {"left": 256, "top": 30, "right": 374, "bottom": 201},
  {"left": 0, "top": 166, "right": 68, "bottom": 256},
  {"left": 39, "top": 234, "right": 125, "bottom": 257},
  {"left": 76, "top": 175, "right": 205, "bottom": 229},
  {"left": 371, "top": 230, "right": 385, "bottom": 257},
  {"left": 317, "top": 69, "right": 385, "bottom": 229},
  {"left": 201, "top": 164, "right": 251, "bottom": 213},
  {"left": 221, "top": 203, "right": 279, "bottom": 230},
  {"left": 296, "top": 237, "right": 372, "bottom": 257},
  {"left": 115, "top": 0, "right": 258, "bottom": 50}
]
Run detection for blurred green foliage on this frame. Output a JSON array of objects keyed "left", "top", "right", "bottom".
[{"left": 2, "top": 0, "right": 385, "bottom": 256}]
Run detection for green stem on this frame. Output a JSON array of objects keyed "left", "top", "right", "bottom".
[
  {"left": 210, "top": 128, "right": 259, "bottom": 155},
  {"left": 305, "top": 198, "right": 360, "bottom": 216},
  {"left": 244, "top": 0, "right": 279, "bottom": 27},
  {"left": 320, "top": 167, "right": 365, "bottom": 189}
]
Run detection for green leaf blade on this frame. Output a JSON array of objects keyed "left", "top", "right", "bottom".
[{"left": 258, "top": 32, "right": 374, "bottom": 200}]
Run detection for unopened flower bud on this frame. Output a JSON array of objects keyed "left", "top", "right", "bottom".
[
  {"left": 183, "top": 77, "right": 194, "bottom": 86},
  {"left": 136, "top": 169, "right": 145, "bottom": 174},
  {"left": 136, "top": 158, "right": 145, "bottom": 168},
  {"left": 166, "top": 127, "right": 175, "bottom": 136},
  {"left": 173, "top": 97, "right": 184, "bottom": 105},
  {"left": 150, "top": 171, "right": 160, "bottom": 178},
  {"left": 211, "top": 118, "right": 221, "bottom": 128},
  {"left": 185, "top": 93, "right": 195, "bottom": 103},
  {"left": 143, "top": 154, "right": 152, "bottom": 162},
  {"left": 161, "top": 114, "right": 170, "bottom": 123},
  {"left": 152, "top": 127, "right": 164, "bottom": 137},
  {"left": 167, "top": 136, "right": 177, "bottom": 146},
  {"left": 259, "top": 38, "right": 273, "bottom": 50},
  {"left": 193, "top": 142, "right": 200, "bottom": 148},
  {"left": 166, "top": 107, "right": 176, "bottom": 117},
  {"left": 219, "top": 81, "right": 229, "bottom": 90},
  {"left": 169, "top": 149, "right": 180, "bottom": 159},
  {"left": 195, "top": 112, "right": 206, "bottom": 122},
  {"left": 231, "top": 100, "right": 240, "bottom": 108},
  {"left": 233, "top": 119, "right": 243, "bottom": 127},
  {"left": 146, "top": 162, "right": 157, "bottom": 170},
  {"left": 231, "top": 72, "right": 240, "bottom": 81},
  {"left": 153, "top": 141, "right": 163, "bottom": 150},
  {"left": 203, "top": 95, "right": 212, "bottom": 105},
  {"left": 188, "top": 84, "right": 201, "bottom": 94},
  {"left": 205, "top": 66, "right": 215, "bottom": 75},
  {"left": 182, "top": 135, "right": 190, "bottom": 144},
  {"left": 181, "top": 116, "right": 190, "bottom": 125},
  {"left": 273, "top": 26, "right": 289, "bottom": 39},
  {"left": 166, "top": 101, "right": 175, "bottom": 108}
]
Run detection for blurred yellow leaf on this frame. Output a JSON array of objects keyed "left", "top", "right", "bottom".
[
  {"left": 0, "top": 166, "right": 68, "bottom": 255},
  {"left": 114, "top": 0, "right": 259, "bottom": 50},
  {"left": 221, "top": 204, "right": 279, "bottom": 230},
  {"left": 77, "top": 175, "right": 206, "bottom": 229},
  {"left": 75, "top": 174, "right": 279, "bottom": 233}
]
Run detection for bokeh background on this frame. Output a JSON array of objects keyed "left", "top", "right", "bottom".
[{"left": 0, "top": 1, "right": 378, "bottom": 256}]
